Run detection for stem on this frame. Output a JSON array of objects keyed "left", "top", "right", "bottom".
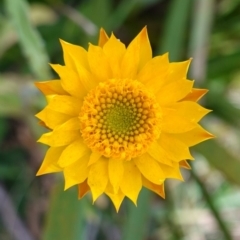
[{"left": 191, "top": 169, "right": 233, "bottom": 240}]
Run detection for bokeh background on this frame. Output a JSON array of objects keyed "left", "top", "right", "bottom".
[{"left": 0, "top": 0, "right": 240, "bottom": 239}]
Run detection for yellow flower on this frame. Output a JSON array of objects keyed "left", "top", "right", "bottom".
[{"left": 35, "top": 27, "right": 213, "bottom": 211}]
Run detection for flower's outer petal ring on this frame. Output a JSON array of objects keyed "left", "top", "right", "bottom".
[
  {"left": 50, "top": 64, "right": 87, "bottom": 99},
  {"left": 137, "top": 54, "right": 168, "bottom": 93},
  {"left": 78, "top": 180, "right": 90, "bottom": 199},
  {"left": 134, "top": 154, "right": 165, "bottom": 185},
  {"left": 37, "top": 118, "right": 81, "bottom": 147},
  {"left": 108, "top": 158, "right": 124, "bottom": 193},
  {"left": 137, "top": 26, "right": 152, "bottom": 71},
  {"left": 157, "top": 80, "right": 194, "bottom": 105},
  {"left": 88, "top": 157, "right": 108, "bottom": 202},
  {"left": 63, "top": 151, "right": 90, "bottom": 190},
  {"left": 121, "top": 27, "right": 152, "bottom": 78},
  {"left": 98, "top": 28, "right": 109, "bottom": 47},
  {"left": 179, "top": 160, "right": 191, "bottom": 169},
  {"left": 182, "top": 88, "right": 209, "bottom": 102},
  {"left": 103, "top": 34, "right": 126, "bottom": 78},
  {"left": 142, "top": 176, "right": 165, "bottom": 198},
  {"left": 120, "top": 161, "right": 142, "bottom": 205},
  {"left": 158, "top": 133, "right": 194, "bottom": 161},
  {"left": 172, "top": 124, "right": 214, "bottom": 147},
  {"left": 38, "top": 131, "right": 80, "bottom": 147},
  {"left": 35, "top": 107, "right": 71, "bottom": 130},
  {"left": 159, "top": 162, "right": 184, "bottom": 181},
  {"left": 60, "top": 39, "right": 89, "bottom": 71},
  {"left": 105, "top": 189, "right": 125, "bottom": 212},
  {"left": 36, "top": 146, "right": 65, "bottom": 175},
  {"left": 166, "top": 101, "right": 211, "bottom": 123},
  {"left": 167, "top": 59, "right": 192, "bottom": 83},
  {"left": 148, "top": 141, "right": 173, "bottom": 166},
  {"left": 47, "top": 95, "right": 82, "bottom": 116},
  {"left": 35, "top": 80, "right": 67, "bottom": 96},
  {"left": 58, "top": 138, "right": 89, "bottom": 168},
  {"left": 88, "top": 44, "right": 112, "bottom": 82},
  {"left": 161, "top": 108, "right": 197, "bottom": 133}
]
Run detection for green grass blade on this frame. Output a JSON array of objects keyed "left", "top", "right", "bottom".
[
  {"left": 157, "top": 0, "right": 192, "bottom": 60},
  {"left": 5, "top": 0, "right": 51, "bottom": 80},
  {"left": 188, "top": 0, "right": 215, "bottom": 82},
  {"left": 42, "top": 180, "right": 87, "bottom": 240},
  {"left": 105, "top": 0, "right": 138, "bottom": 31},
  {"left": 122, "top": 189, "right": 151, "bottom": 240},
  {"left": 191, "top": 168, "right": 233, "bottom": 240},
  {"left": 195, "top": 140, "right": 240, "bottom": 186}
]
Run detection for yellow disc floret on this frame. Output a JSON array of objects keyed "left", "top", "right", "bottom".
[{"left": 80, "top": 79, "right": 162, "bottom": 159}]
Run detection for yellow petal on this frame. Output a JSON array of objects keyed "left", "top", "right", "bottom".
[
  {"left": 38, "top": 131, "right": 80, "bottom": 147},
  {"left": 88, "top": 44, "right": 112, "bottom": 81},
  {"left": 88, "top": 157, "right": 108, "bottom": 202},
  {"left": 35, "top": 107, "right": 71, "bottom": 130},
  {"left": 120, "top": 161, "right": 142, "bottom": 205},
  {"left": 50, "top": 64, "right": 87, "bottom": 99},
  {"left": 158, "top": 132, "right": 194, "bottom": 161},
  {"left": 57, "top": 45, "right": 99, "bottom": 92},
  {"left": 47, "top": 95, "right": 82, "bottom": 116},
  {"left": 159, "top": 162, "right": 184, "bottom": 181},
  {"left": 173, "top": 124, "right": 214, "bottom": 147},
  {"left": 157, "top": 79, "right": 194, "bottom": 105},
  {"left": 108, "top": 158, "right": 124, "bottom": 193},
  {"left": 63, "top": 151, "right": 90, "bottom": 189},
  {"left": 60, "top": 39, "right": 89, "bottom": 70},
  {"left": 98, "top": 28, "right": 109, "bottom": 47},
  {"left": 137, "top": 54, "right": 169, "bottom": 93},
  {"left": 182, "top": 88, "right": 208, "bottom": 102},
  {"left": 179, "top": 160, "right": 191, "bottom": 169},
  {"left": 38, "top": 118, "right": 81, "bottom": 146},
  {"left": 38, "top": 120, "right": 49, "bottom": 129},
  {"left": 105, "top": 181, "right": 114, "bottom": 194},
  {"left": 121, "top": 27, "right": 152, "bottom": 78},
  {"left": 55, "top": 117, "right": 80, "bottom": 130},
  {"left": 161, "top": 108, "right": 197, "bottom": 133},
  {"left": 35, "top": 80, "right": 67, "bottom": 95},
  {"left": 36, "top": 146, "right": 65, "bottom": 175},
  {"left": 103, "top": 33, "right": 126, "bottom": 77},
  {"left": 78, "top": 180, "right": 90, "bottom": 199},
  {"left": 45, "top": 95, "right": 55, "bottom": 103},
  {"left": 134, "top": 153, "right": 165, "bottom": 185},
  {"left": 167, "top": 101, "right": 211, "bottom": 123},
  {"left": 88, "top": 151, "right": 102, "bottom": 166},
  {"left": 105, "top": 189, "right": 125, "bottom": 212},
  {"left": 148, "top": 141, "right": 173, "bottom": 166},
  {"left": 136, "top": 26, "right": 152, "bottom": 70},
  {"left": 58, "top": 138, "right": 89, "bottom": 167},
  {"left": 142, "top": 176, "right": 165, "bottom": 198},
  {"left": 167, "top": 59, "right": 192, "bottom": 83}
]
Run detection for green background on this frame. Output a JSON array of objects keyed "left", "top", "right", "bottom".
[{"left": 0, "top": 0, "right": 240, "bottom": 239}]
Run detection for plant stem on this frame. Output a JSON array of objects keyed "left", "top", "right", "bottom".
[{"left": 191, "top": 169, "right": 233, "bottom": 240}]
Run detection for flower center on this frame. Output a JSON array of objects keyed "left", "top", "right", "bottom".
[{"left": 79, "top": 79, "right": 162, "bottom": 159}]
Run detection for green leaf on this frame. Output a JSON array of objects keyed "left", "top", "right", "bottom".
[
  {"left": 157, "top": 0, "right": 192, "bottom": 60},
  {"left": 80, "top": 0, "right": 112, "bottom": 28},
  {"left": 195, "top": 140, "right": 240, "bottom": 186},
  {"left": 105, "top": 0, "right": 139, "bottom": 31},
  {"left": 5, "top": 0, "right": 51, "bottom": 79},
  {"left": 42, "top": 180, "right": 87, "bottom": 240},
  {"left": 207, "top": 52, "right": 240, "bottom": 79},
  {"left": 122, "top": 189, "right": 151, "bottom": 240},
  {"left": 206, "top": 90, "right": 240, "bottom": 127}
]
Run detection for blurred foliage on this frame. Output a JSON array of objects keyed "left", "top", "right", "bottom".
[{"left": 0, "top": 0, "right": 240, "bottom": 240}]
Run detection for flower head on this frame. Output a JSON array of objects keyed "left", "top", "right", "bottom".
[{"left": 35, "top": 27, "right": 213, "bottom": 211}]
